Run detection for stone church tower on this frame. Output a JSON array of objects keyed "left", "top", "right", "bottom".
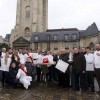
[{"left": 10, "top": 0, "right": 48, "bottom": 48}]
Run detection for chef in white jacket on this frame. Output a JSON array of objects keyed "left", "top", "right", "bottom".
[
  {"left": 18, "top": 49, "right": 26, "bottom": 64},
  {"left": 33, "top": 50, "right": 42, "bottom": 82},
  {"left": 24, "top": 50, "right": 33, "bottom": 64},
  {"left": 0, "top": 48, "right": 12, "bottom": 86},
  {"left": 85, "top": 47, "right": 94, "bottom": 92},
  {"left": 16, "top": 63, "right": 32, "bottom": 89},
  {"left": 94, "top": 43, "right": 100, "bottom": 94}
]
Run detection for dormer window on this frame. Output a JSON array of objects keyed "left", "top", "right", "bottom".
[
  {"left": 64, "top": 34, "right": 69, "bottom": 41},
  {"left": 34, "top": 36, "right": 39, "bottom": 41},
  {"left": 72, "top": 34, "right": 77, "bottom": 40},
  {"left": 47, "top": 35, "right": 50, "bottom": 40},
  {"left": 54, "top": 35, "right": 58, "bottom": 40}
]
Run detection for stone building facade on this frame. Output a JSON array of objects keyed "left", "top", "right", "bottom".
[
  {"left": 10, "top": 0, "right": 100, "bottom": 50},
  {"left": 10, "top": 0, "right": 48, "bottom": 48},
  {"left": 30, "top": 23, "right": 100, "bottom": 51}
]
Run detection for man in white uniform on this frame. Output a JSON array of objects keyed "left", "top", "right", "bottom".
[
  {"left": 0, "top": 48, "right": 7, "bottom": 86},
  {"left": 85, "top": 47, "right": 94, "bottom": 92},
  {"left": 94, "top": 43, "right": 100, "bottom": 94},
  {"left": 36, "top": 50, "right": 42, "bottom": 82},
  {"left": 24, "top": 49, "right": 33, "bottom": 64},
  {"left": 18, "top": 49, "right": 26, "bottom": 64}
]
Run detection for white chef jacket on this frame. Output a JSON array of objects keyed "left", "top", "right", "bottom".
[
  {"left": 85, "top": 53, "right": 94, "bottom": 71},
  {"left": 94, "top": 50, "right": 100, "bottom": 69}
]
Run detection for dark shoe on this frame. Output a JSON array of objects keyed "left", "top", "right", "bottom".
[
  {"left": 58, "top": 83, "right": 62, "bottom": 87},
  {"left": 97, "top": 91, "right": 100, "bottom": 95},
  {"left": 91, "top": 89, "right": 95, "bottom": 93},
  {"left": 81, "top": 90, "right": 85, "bottom": 93},
  {"left": 1, "top": 83, "right": 4, "bottom": 87},
  {"left": 74, "top": 88, "right": 80, "bottom": 91}
]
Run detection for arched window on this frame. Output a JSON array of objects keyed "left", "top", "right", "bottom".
[
  {"left": 25, "top": 6, "right": 30, "bottom": 19},
  {"left": 25, "top": 27, "right": 30, "bottom": 37}
]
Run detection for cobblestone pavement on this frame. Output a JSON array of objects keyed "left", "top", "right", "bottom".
[{"left": 0, "top": 81, "right": 100, "bottom": 100}]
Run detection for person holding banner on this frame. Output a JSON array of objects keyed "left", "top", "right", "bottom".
[
  {"left": 40, "top": 51, "right": 49, "bottom": 83},
  {"left": 52, "top": 51, "right": 59, "bottom": 82},
  {"left": 57, "top": 49, "right": 70, "bottom": 88}
]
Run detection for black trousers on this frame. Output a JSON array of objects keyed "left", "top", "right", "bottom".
[
  {"left": 58, "top": 72, "right": 69, "bottom": 87},
  {"left": 36, "top": 67, "right": 41, "bottom": 82},
  {"left": 48, "top": 65, "right": 53, "bottom": 81},
  {"left": 1, "top": 71, "right": 7, "bottom": 85},
  {"left": 58, "top": 72, "right": 64, "bottom": 86},
  {"left": 0, "top": 71, "right": 2, "bottom": 82},
  {"left": 48, "top": 65, "right": 58, "bottom": 82},
  {"left": 74, "top": 72, "right": 86, "bottom": 91},
  {"left": 85, "top": 71, "right": 94, "bottom": 91},
  {"left": 95, "top": 68, "right": 100, "bottom": 91},
  {"left": 8, "top": 79, "right": 20, "bottom": 86}
]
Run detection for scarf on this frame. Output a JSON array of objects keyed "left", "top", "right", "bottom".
[
  {"left": 27, "top": 53, "right": 34, "bottom": 64},
  {"left": 20, "top": 67, "right": 27, "bottom": 74}
]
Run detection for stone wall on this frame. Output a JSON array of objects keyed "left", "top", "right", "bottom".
[
  {"left": 80, "top": 35, "right": 98, "bottom": 48},
  {"left": 31, "top": 41, "right": 79, "bottom": 51}
]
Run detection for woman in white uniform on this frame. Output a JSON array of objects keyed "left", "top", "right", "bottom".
[{"left": 16, "top": 64, "right": 32, "bottom": 89}]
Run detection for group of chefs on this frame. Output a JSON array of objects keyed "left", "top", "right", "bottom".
[{"left": 0, "top": 43, "right": 100, "bottom": 94}]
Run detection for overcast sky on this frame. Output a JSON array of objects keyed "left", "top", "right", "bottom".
[{"left": 0, "top": 0, "right": 100, "bottom": 37}]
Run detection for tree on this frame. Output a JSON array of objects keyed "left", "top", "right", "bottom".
[{"left": 0, "top": 43, "right": 10, "bottom": 50}]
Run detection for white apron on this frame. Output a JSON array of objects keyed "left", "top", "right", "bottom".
[
  {"left": 18, "top": 53, "right": 26, "bottom": 64},
  {"left": 17, "top": 67, "right": 32, "bottom": 89},
  {"left": 0, "top": 53, "right": 12, "bottom": 72}
]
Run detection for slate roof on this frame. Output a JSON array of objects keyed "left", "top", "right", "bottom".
[
  {"left": 46, "top": 28, "right": 78, "bottom": 32},
  {"left": 30, "top": 30, "right": 80, "bottom": 42},
  {"left": 79, "top": 22, "right": 99, "bottom": 37},
  {"left": 30, "top": 23, "right": 99, "bottom": 42},
  {"left": 12, "top": 22, "right": 99, "bottom": 43}
]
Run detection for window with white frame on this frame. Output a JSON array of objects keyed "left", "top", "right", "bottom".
[
  {"left": 34, "top": 36, "right": 39, "bottom": 41},
  {"left": 54, "top": 42, "right": 58, "bottom": 50},
  {"left": 72, "top": 34, "right": 77, "bottom": 40},
  {"left": 64, "top": 34, "right": 69, "bottom": 41},
  {"left": 54, "top": 35, "right": 58, "bottom": 40}
]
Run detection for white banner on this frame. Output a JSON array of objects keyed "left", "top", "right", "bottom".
[{"left": 55, "top": 60, "right": 69, "bottom": 73}]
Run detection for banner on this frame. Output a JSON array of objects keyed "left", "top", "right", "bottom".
[{"left": 56, "top": 60, "right": 69, "bottom": 73}]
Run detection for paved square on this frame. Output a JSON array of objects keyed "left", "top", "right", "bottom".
[{"left": 0, "top": 82, "right": 99, "bottom": 100}]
